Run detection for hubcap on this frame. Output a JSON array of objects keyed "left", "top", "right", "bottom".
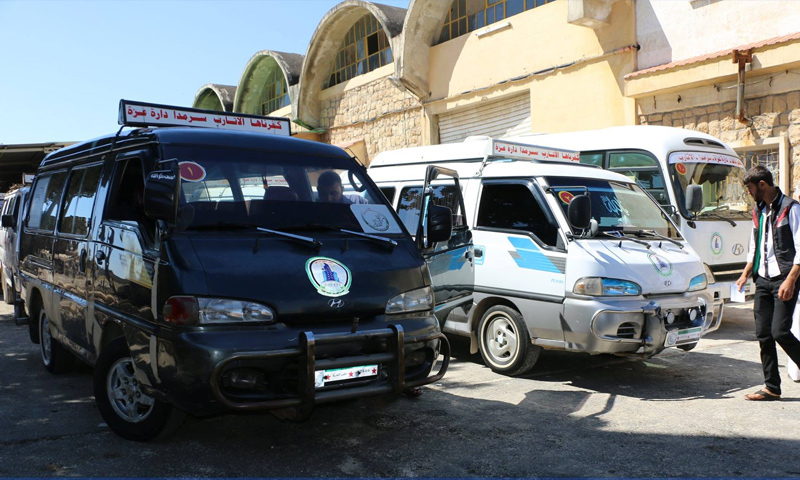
[
  {"left": 40, "top": 311, "right": 52, "bottom": 365},
  {"left": 107, "top": 357, "right": 154, "bottom": 423},
  {"left": 484, "top": 314, "right": 518, "bottom": 365}
]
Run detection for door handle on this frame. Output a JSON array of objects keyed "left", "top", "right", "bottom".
[
  {"left": 79, "top": 249, "right": 87, "bottom": 274},
  {"left": 474, "top": 247, "right": 484, "bottom": 258}
]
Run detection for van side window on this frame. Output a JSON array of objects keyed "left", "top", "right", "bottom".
[
  {"left": 59, "top": 165, "right": 102, "bottom": 236},
  {"left": 105, "top": 159, "right": 156, "bottom": 244},
  {"left": 477, "top": 183, "right": 558, "bottom": 247},
  {"left": 608, "top": 152, "right": 668, "bottom": 206},
  {"left": 397, "top": 185, "right": 462, "bottom": 233},
  {"left": 27, "top": 171, "right": 68, "bottom": 231}
]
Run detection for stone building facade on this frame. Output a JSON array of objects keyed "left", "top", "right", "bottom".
[{"left": 319, "top": 76, "right": 424, "bottom": 160}]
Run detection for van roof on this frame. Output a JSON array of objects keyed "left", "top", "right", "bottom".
[
  {"left": 369, "top": 136, "right": 581, "bottom": 168},
  {"left": 40, "top": 127, "right": 351, "bottom": 168},
  {"left": 513, "top": 125, "right": 738, "bottom": 160}
]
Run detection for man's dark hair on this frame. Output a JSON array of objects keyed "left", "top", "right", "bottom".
[
  {"left": 318, "top": 170, "right": 342, "bottom": 189},
  {"left": 743, "top": 165, "right": 774, "bottom": 187}
]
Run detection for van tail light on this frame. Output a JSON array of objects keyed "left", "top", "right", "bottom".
[{"left": 163, "top": 296, "right": 198, "bottom": 325}]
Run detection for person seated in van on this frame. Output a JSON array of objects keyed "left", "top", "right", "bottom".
[
  {"left": 316, "top": 170, "right": 368, "bottom": 204},
  {"left": 263, "top": 186, "right": 298, "bottom": 202}
]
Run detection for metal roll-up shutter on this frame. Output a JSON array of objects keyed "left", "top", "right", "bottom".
[{"left": 438, "top": 93, "right": 531, "bottom": 144}]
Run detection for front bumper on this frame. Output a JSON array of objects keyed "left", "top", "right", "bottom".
[
  {"left": 147, "top": 318, "right": 448, "bottom": 416},
  {"left": 562, "top": 291, "right": 714, "bottom": 356}
]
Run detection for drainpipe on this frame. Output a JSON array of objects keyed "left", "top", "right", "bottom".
[{"left": 733, "top": 48, "right": 753, "bottom": 126}]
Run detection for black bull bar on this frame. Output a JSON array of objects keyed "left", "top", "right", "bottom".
[{"left": 209, "top": 325, "right": 450, "bottom": 411}]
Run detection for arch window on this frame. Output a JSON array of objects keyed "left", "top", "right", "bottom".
[
  {"left": 437, "top": 0, "right": 554, "bottom": 44},
  {"left": 326, "top": 14, "right": 393, "bottom": 88},
  {"left": 260, "top": 69, "right": 290, "bottom": 116}
]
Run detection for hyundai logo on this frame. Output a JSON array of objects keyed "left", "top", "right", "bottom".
[
  {"left": 664, "top": 280, "right": 672, "bottom": 287},
  {"left": 328, "top": 299, "right": 344, "bottom": 309},
  {"left": 732, "top": 243, "right": 745, "bottom": 256}
]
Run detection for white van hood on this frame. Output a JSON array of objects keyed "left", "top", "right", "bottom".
[{"left": 567, "top": 239, "right": 705, "bottom": 295}]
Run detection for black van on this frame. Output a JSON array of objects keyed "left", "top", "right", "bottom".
[{"left": 18, "top": 100, "right": 472, "bottom": 441}]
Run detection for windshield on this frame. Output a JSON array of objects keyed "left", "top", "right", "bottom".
[
  {"left": 668, "top": 151, "right": 753, "bottom": 219},
  {"left": 546, "top": 176, "right": 680, "bottom": 239},
  {"left": 166, "top": 145, "right": 401, "bottom": 233}
]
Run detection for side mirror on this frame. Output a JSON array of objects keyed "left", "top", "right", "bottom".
[
  {"left": 427, "top": 205, "right": 453, "bottom": 244},
  {"left": 567, "top": 194, "right": 592, "bottom": 230},
  {"left": 686, "top": 184, "right": 703, "bottom": 214},
  {"left": 1, "top": 214, "right": 15, "bottom": 229},
  {"left": 144, "top": 166, "right": 180, "bottom": 224}
]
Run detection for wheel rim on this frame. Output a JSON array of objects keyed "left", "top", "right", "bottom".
[
  {"left": 107, "top": 357, "right": 154, "bottom": 423},
  {"left": 39, "top": 310, "right": 52, "bottom": 365},
  {"left": 483, "top": 312, "right": 519, "bottom": 366}
]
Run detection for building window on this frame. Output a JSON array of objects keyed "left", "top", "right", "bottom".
[
  {"left": 326, "top": 14, "right": 393, "bottom": 88},
  {"left": 260, "top": 69, "right": 289, "bottom": 116},
  {"left": 437, "top": 0, "right": 553, "bottom": 44},
  {"left": 740, "top": 147, "right": 780, "bottom": 186}
]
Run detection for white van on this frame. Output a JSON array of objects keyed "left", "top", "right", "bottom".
[
  {"left": 368, "top": 137, "right": 717, "bottom": 375},
  {"left": 518, "top": 126, "right": 753, "bottom": 310}
]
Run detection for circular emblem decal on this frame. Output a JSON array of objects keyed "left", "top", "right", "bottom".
[
  {"left": 306, "top": 257, "right": 352, "bottom": 297},
  {"left": 675, "top": 163, "right": 687, "bottom": 175},
  {"left": 710, "top": 232, "right": 723, "bottom": 255},
  {"left": 732, "top": 243, "right": 745, "bottom": 256},
  {"left": 648, "top": 252, "right": 673, "bottom": 277},
  {"left": 179, "top": 161, "right": 206, "bottom": 182},
  {"left": 360, "top": 208, "right": 390, "bottom": 232},
  {"left": 558, "top": 191, "right": 575, "bottom": 204}
]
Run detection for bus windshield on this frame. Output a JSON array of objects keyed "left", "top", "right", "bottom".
[
  {"left": 668, "top": 152, "right": 752, "bottom": 219},
  {"left": 546, "top": 176, "right": 680, "bottom": 239}
]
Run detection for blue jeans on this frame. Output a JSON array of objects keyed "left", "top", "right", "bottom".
[{"left": 753, "top": 275, "right": 800, "bottom": 395}]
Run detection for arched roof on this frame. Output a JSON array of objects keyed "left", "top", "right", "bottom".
[
  {"left": 395, "top": 0, "right": 452, "bottom": 99},
  {"left": 234, "top": 50, "right": 305, "bottom": 115},
  {"left": 193, "top": 84, "right": 237, "bottom": 112},
  {"left": 296, "top": 1, "right": 407, "bottom": 128}
]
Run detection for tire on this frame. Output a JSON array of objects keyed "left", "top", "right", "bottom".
[
  {"left": 1, "top": 268, "right": 13, "bottom": 305},
  {"left": 478, "top": 305, "right": 541, "bottom": 376},
  {"left": 93, "top": 337, "right": 185, "bottom": 441},
  {"left": 678, "top": 342, "right": 698, "bottom": 352},
  {"left": 39, "top": 309, "right": 72, "bottom": 374}
]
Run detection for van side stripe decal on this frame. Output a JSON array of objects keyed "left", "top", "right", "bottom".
[{"left": 507, "top": 237, "right": 563, "bottom": 273}]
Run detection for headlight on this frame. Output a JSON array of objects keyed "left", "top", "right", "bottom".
[
  {"left": 386, "top": 287, "right": 434, "bottom": 314},
  {"left": 163, "top": 296, "right": 275, "bottom": 325},
  {"left": 573, "top": 277, "right": 641, "bottom": 296},
  {"left": 703, "top": 263, "right": 716, "bottom": 284},
  {"left": 688, "top": 273, "right": 708, "bottom": 292}
]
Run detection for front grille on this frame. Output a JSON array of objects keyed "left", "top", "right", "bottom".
[
  {"left": 709, "top": 262, "right": 746, "bottom": 282},
  {"left": 616, "top": 322, "right": 638, "bottom": 339}
]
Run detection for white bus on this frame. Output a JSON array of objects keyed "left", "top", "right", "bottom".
[{"left": 518, "top": 126, "right": 754, "bottom": 311}]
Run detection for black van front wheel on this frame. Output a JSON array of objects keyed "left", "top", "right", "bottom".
[
  {"left": 93, "top": 337, "right": 185, "bottom": 441},
  {"left": 39, "top": 309, "right": 72, "bottom": 373},
  {"left": 478, "top": 306, "right": 541, "bottom": 376}
]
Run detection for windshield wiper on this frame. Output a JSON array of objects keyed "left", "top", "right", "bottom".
[
  {"left": 626, "top": 229, "right": 684, "bottom": 249},
  {"left": 596, "top": 230, "right": 651, "bottom": 249},
  {"left": 185, "top": 222, "right": 322, "bottom": 251},
  {"left": 282, "top": 224, "right": 397, "bottom": 247},
  {"left": 256, "top": 227, "right": 322, "bottom": 249},
  {"left": 340, "top": 229, "right": 397, "bottom": 247},
  {"left": 696, "top": 212, "right": 737, "bottom": 227}
]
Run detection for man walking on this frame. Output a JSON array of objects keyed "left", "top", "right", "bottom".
[{"left": 735, "top": 165, "right": 800, "bottom": 400}]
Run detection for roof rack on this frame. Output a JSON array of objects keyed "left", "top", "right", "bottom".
[{"left": 118, "top": 99, "right": 291, "bottom": 136}]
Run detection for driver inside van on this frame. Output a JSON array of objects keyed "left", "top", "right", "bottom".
[{"left": 316, "top": 170, "right": 369, "bottom": 204}]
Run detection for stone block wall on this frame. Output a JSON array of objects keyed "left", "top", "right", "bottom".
[
  {"left": 319, "top": 77, "right": 425, "bottom": 163},
  {"left": 639, "top": 89, "right": 800, "bottom": 189}
]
